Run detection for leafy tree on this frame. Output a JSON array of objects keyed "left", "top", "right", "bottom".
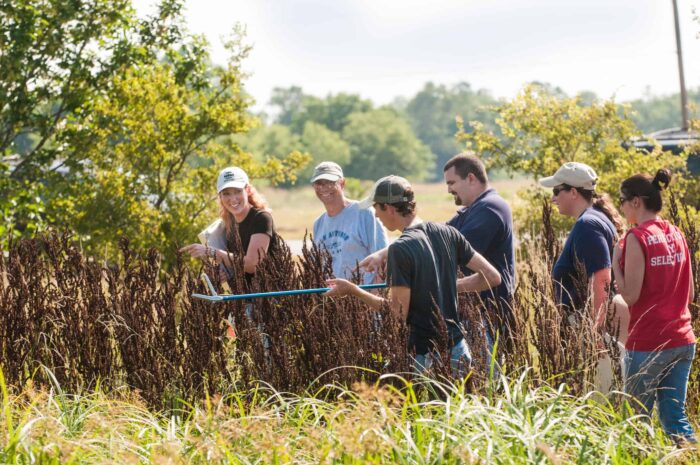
[
  {"left": 342, "top": 108, "right": 435, "bottom": 181},
  {"left": 269, "top": 87, "right": 373, "bottom": 134},
  {"left": 0, "top": 1, "right": 309, "bottom": 260},
  {"left": 399, "top": 82, "right": 497, "bottom": 179},
  {"left": 269, "top": 86, "right": 305, "bottom": 126},
  {"left": 628, "top": 87, "right": 700, "bottom": 133},
  {"left": 459, "top": 84, "right": 693, "bottom": 232},
  {"left": 298, "top": 121, "right": 350, "bottom": 180}
]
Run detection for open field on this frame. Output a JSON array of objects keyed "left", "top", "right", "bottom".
[{"left": 265, "top": 178, "right": 534, "bottom": 240}]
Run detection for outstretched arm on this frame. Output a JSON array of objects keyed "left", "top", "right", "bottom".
[{"left": 457, "top": 253, "right": 501, "bottom": 293}]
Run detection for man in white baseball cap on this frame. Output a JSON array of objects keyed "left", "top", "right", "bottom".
[{"left": 311, "top": 161, "right": 387, "bottom": 283}]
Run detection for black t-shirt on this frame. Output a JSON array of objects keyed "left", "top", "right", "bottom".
[
  {"left": 226, "top": 207, "right": 281, "bottom": 279},
  {"left": 386, "top": 221, "right": 475, "bottom": 354}
]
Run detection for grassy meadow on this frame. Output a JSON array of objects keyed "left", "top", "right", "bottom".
[
  {"left": 265, "top": 178, "right": 533, "bottom": 240},
  {"left": 2, "top": 181, "right": 699, "bottom": 464}
]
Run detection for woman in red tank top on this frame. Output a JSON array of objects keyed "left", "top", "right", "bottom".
[{"left": 611, "top": 169, "right": 696, "bottom": 444}]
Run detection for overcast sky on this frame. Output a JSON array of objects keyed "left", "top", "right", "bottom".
[{"left": 133, "top": 0, "right": 700, "bottom": 111}]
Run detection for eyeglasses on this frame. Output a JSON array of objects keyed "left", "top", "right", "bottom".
[
  {"left": 552, "top": 185, "right": 572, "bottom": 196},
  {"left": 313, "top": 180, "right": 338, "bottom": 190},
  {"left": 618, "top": 196, "right": 628, "bottom": 206}
]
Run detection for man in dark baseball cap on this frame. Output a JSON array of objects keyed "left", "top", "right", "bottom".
[{"left": 327, "top": 175, "right": 501, "bottom": 378}]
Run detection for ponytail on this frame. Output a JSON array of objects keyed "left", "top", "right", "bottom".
[
  {"left": 620, "top": 169, "right": 672, "bottom": 213},
  {"left": 592, "top": 193, "right": 625, "bottom": 237},
  {"left": 651, "top": 168, "right": 672, "bottom": 192},
  {"left": 577, "top": 188, "right": 624, "bottom": 237}
]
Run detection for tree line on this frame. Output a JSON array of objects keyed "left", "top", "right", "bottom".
[
  {"left": 2, "top": 0, "right": 698, "bottom": 263},
  {"left": 241, "top": 82, "right": 699, "bottom": 183}
]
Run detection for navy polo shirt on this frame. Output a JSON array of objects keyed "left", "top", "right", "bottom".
[
  {"left": 447, "top": 188, "right": 516, "bottom": 307},
  {"left": 552, "top": 207, "right": 616, "bottom": 309}
]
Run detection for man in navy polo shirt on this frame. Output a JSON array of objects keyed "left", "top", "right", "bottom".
[{"left": 443, "top": 152, "right": 516, "bottom": 344}]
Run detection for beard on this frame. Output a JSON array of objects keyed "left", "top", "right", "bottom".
[{"left": 452, "top": 194, "right": 463, "bottom": 206}]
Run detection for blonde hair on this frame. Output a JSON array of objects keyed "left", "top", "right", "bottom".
[{"left": 219, "top": 184, "right": 271, "bottom": 235}]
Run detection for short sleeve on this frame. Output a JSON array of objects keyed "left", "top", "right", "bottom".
[
  {"left": 359, "top": 208, "right": 388, "bottom": 254},
  {"left": 572, "top": 223, "right": 611, "bottom": 276},
  {"left": 455, "top": 207, "right": 501, "bottom": 255},
  {"left": 251, "top": 211, "right": 275, "bottom": 237},
  {"left": 451, "top": 226, "right": 476, "bottom": 266},
  {"left": 386, "top": 243, "right": 412, "bottom": 288}
]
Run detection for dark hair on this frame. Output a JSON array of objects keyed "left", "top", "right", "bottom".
[
  {"left": 443, "top": 152, "right": 488, "bottom": 184},
  {"left": 620, "top": 169, "right": 672, "bottom": 213},
  {"left": 575, "top": 188, "right": 625, "bottom": 237},
  {"left": 375, "top": 189, "right": 416, "bottom": 217}
]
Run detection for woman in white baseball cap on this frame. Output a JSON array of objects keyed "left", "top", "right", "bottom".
[
  {"left": 539, "top": 162, "right": 624, "bottom": 332},
  {"left": 180, "top": 166, "right": 281, "bottom": 279}
]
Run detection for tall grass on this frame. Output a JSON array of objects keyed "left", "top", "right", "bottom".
[
  {"left": 0, "top": 370, "right": 695, "bottom": 464},
  {"left": 0, "top": 197, "right": 698, "bottom": 461}
]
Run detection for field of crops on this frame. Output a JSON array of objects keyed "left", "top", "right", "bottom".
[{"left": 1, "top": 196, "right": 699, "bottom": 463}]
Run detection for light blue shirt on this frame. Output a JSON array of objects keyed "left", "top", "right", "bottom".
[{"left": 313, "top": 201, "right": 388, "bottom": 283}]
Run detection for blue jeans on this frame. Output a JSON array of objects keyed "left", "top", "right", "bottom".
[
  {"left": 624, "top": 343, "right": 696, "bottom": 442},
  {"left": 414, "top": 339, "right": 472, "bottom": 379}
]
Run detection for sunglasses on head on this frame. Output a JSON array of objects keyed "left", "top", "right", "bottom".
[{"left": 552, "top": 185, "right": 572, "bottom": 196}]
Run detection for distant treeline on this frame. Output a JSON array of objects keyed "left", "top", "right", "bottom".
[{"left": 237, "top": 83, "right": 700, "bottom": 182}]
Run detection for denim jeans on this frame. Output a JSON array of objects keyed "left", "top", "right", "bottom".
[
  {"left": 414, "top": 338, "right": 472, "bottom": 379},
  {"left": 624, "top": 343, "right": 696, "bottom": 442}
]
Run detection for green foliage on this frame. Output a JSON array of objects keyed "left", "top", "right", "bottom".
[
  {"left": 0, "top": 1, "right": 310, "bottom": 261},
  {"left": 299, "top": 121, "right": 351, "bottom": 180},
  {"left": 0, "top": 372, "right": 692, "bottom": 463},
  {"left": 398, "top": 81, "right": 498, "bottom": 179},
  {"left": 270, "top": 87, "right": 373, "bottom": 134},
  {"left": 458, "top": 84, "right": 695, "bottom": 233},
  {"left": 629, "top": 87, "right": 700, "bottom": 133},
  {"left": 342, "top": 108, "right": 435, "bottom": 181}
]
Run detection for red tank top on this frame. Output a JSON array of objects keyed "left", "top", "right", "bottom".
[{"left": 620, "top": 219, "right": 695, "bottom": 351}]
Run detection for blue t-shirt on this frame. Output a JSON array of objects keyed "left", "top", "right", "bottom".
[
  {"left": 447, "top": 188, "right": 516, "bottom": 308},
  {"left": 552, "top": 207, "right": 616, "bottom": 309},
  {"left": 313, "top": 201, "right": 388, "bottom": 283}
]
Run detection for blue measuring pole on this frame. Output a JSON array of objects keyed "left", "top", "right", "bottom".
[{"left": 192, "top": 283, "right": 387, "bottom": 302}]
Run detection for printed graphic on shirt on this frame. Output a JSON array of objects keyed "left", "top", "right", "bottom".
[
  {"left": 647, "top": 230, "right": 685, "bottom": 266},
  {"left": 318, "top": 230, "right": 351, "bottom": 258}
]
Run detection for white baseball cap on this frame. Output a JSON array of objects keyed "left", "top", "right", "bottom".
[
  {"left": 217, "top": 167, "right": 249, "bottom": 193},
  {"left": 539, "top": 162, "right": 598, "bottom": 190}
]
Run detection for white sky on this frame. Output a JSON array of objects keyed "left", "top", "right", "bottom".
[{"left": 133, "top": 0, "right": 700, "bottom": 112}]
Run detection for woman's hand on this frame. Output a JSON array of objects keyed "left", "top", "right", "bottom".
[
  {"left": 324, "top": 278, "right": 358, "bottom": 297},
  {"left": 612, "top": 241, "right": 623, "bottom": 265},
  {"left": 180, "top": 243, "right": 211, "bottom": 259}
]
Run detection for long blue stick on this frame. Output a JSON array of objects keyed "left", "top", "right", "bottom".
[{"left": 192, "top": 283, "right": 387, "bottom": 302}]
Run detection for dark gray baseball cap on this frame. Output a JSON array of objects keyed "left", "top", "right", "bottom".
[{"left": 359, "top": 175, "right": 413, "bottom": 208}]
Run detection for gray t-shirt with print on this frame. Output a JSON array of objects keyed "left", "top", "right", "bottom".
[{"left": 313, "top": 201, "right": 388, "bottom": 283}]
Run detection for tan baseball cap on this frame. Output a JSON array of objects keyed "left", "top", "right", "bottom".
[
  {"left": 310, "top": 161, "right": 343, "bottom": 183},
  {"left": 539, "top": 162, "right": 597, "bottom": 190}
]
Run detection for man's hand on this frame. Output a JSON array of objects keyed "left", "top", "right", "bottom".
[
  {"left": 325, "top": 278, "right": 358, "bottom": 297},
  {"left": 359, "top": 249, "right": 387, "bottom": 274}
]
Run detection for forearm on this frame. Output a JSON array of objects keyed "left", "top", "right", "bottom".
[
  {"left": 349, "top": 286, "right": 387, "bottom": 310},
  {"left": 591, "top": 283, "right": 607, "bottom": 329},
  {"left": 212, "top": 248, "right": 234, "bottom": 267},
  {"left": 457, "top": 274, "right": 491, "bottom": 293}
]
